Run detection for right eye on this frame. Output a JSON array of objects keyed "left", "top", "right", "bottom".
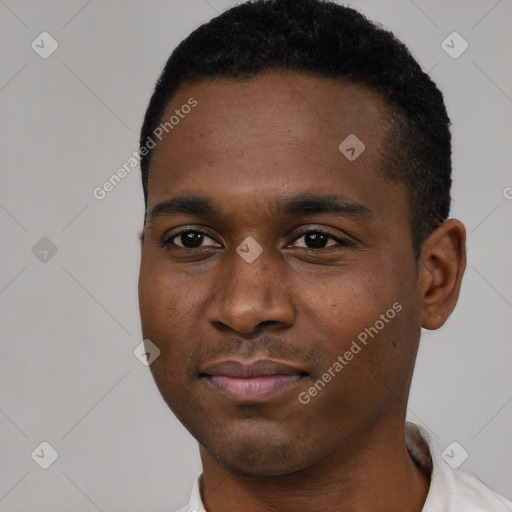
[{"left": 163, "top": 229, "right": 221, "bottom": 249}]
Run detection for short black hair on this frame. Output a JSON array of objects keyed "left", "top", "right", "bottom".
[{"left": 140, "top": 0, "right": 452, "bottom": 257}]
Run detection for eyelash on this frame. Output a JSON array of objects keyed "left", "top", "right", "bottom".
[{"left": 162, "top": 228, "right": 352, "bottom": 250}]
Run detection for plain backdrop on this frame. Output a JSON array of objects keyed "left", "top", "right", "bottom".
[{"left": 1, "top": 0, "right": 511, "bottom": 510}]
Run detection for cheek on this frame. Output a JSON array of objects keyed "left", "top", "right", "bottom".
[
  {"left": 301, "top": 264, "right": 399, "bottom": 338},
  {"left": 300, "top": 258, "right": 417, "bottom": 390},
  {"left": 139, "top": 263, "right": 199, "bottom": 373},
  {"left": 139, "top": 251, "right": 199, "bottom": 324},
  {"left": 139, "top": 272, "right": 199, "bottom": 420}
]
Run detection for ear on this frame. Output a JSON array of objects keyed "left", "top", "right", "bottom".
[{"left": 418, "top": 219, "right": 467, "bottom": 330}]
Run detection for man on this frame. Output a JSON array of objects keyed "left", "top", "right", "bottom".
[{"left": 137, "top": 1, "right": 511, "bottom": 510}]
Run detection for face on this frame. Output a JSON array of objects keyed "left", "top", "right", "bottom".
[{"left": 138, "top": 71, "right": 424, "bottom": 476}]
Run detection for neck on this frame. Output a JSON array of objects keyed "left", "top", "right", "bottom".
[{"left": 198, "top": 419, "right": 430, "bottom": 512}]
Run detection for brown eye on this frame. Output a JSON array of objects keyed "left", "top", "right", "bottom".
[
  {"left": 165, "top": 230, "right": 219, "bottom": 249},
  {"left": 291, "top": 230, "right": 350, "bottom": 249}
]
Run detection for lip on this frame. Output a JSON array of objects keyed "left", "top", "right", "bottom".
[{"left": 200, "top": 359, "right": 308, "bottom": 403}]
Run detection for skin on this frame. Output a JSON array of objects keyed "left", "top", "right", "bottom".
[{"left": 138, "top": 70, "right": 466, "bottom": 512}]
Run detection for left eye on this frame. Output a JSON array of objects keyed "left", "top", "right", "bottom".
[{"left": 290, "top": 230, "right": 348, "bottom": 249}]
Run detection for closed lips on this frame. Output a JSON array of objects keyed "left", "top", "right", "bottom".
[
  {"left": 200, "top": 359, "right": 308, "bottom": 402},
  {"left": 200, "top": 359, "right": 309, "bottom": 378}
]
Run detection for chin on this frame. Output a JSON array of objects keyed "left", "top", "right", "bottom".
[
  {"left": 208, "top": 447, "right": 306, "bottom": 477},
  {"left": 199, "top": 423, "right": 312, "bottom": 477}
]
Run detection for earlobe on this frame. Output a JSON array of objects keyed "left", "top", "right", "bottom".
[{"left": 418, "top": 219, "right": 467, "bottom": 330}]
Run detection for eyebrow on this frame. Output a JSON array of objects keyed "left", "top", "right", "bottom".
[{"left": 149, "top": 194, "right": 372, "bottom": 221}]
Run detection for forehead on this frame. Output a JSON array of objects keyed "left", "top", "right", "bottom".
[
  {"left": 151, "top": 71, "right": 390, "bottom": 162},
  {"left": 146, "top": 71, "right": 404, "bottom": 224}
]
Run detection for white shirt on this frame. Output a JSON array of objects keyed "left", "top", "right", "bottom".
[{"left": 178, "top": 422, "right": 512, "bottom": 511}]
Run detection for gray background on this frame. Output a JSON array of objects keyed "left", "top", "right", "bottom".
[{"left": 1, "top": 0, "right": 511, "bottom": 510}]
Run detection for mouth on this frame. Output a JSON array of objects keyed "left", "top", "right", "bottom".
[{"left": 199, "top": 359, "right": 309, "bottom": 403}]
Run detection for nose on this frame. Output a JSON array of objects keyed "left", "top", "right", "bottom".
[{"left": 206, "top": 249, "right": 295, "bottom": 334}]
